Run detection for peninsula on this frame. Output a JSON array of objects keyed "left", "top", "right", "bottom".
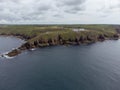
[{"left": 0, "top": 24, "right": 120, "bottom": 57}]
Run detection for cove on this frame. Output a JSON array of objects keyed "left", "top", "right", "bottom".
[{"left": 0, "top": 36, "right": 24, "bottom": 57}]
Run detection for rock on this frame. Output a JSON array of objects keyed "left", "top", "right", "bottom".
[
  {"left": 98, "top": 35, "right": 105, "bottom": 41},
  {"left": 113, "top": 34, "right": 119, "bottom": 39},
  {"left": 7, "top": 49, "right": 21, "bottom": 57}
]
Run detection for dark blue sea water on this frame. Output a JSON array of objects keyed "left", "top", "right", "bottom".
[{"left": 0, "top": 36, "right": 120, "bottom": 90}]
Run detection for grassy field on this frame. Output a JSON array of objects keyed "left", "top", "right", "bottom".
[{"left": 0, "top": 24, "right": 117, "bottom": 40}]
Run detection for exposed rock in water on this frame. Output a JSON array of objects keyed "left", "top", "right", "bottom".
[{"left": 7, "top": 49, "right": 21, "bottom": 57}]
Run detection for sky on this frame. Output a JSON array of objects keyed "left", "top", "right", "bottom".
[{"left": 0, "top": 0, "right": 120, "bottom": 24}]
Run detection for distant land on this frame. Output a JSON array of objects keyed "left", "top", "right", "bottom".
[{"left": 0, "top": 24, "right": 120, "bottom": 57}]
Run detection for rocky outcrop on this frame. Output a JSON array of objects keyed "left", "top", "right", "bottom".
[
  {"left": 6, "top": 32, "right": 120, "bottom": 57},
  {"left": 7, "top": 49, "right": 21, "bottom": 57}
]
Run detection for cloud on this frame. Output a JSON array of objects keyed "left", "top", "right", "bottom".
[
  {"left": 97, "top": 0, "right": 120, "bottom": 14},
  {"left": 56, "top": 0, "right": 86, "bottom": 14},
  {"left": 64, "top": 6, "right": 85, "bottom": 14},
  {"left": 57, "top": 0, "right": 85, "bottom": 6},
  {"left": 0, "top": 0, "right": 120, "bottom": 24},
  {"left": 0, "top": 0, "right": 55, "bottom": 23}
]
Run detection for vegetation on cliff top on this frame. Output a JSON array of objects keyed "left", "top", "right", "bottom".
[{"left": 0, "top": 24, "right": 119, "bottom": 57}]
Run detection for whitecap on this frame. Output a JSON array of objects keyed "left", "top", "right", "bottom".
[
  {"left": 0, "top": 52, "right": 14, "bottom": 59},
  {"left": 3, "top": 54, "right": 14, "bottom": 59},
  {"left": 30, "top": 48, "right": 36, "bottom": 51}
]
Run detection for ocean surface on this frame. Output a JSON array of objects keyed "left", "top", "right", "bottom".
[
  {"left": 0, "top": 36, "right": 24, "bottom": 54},
  {"left": 0, "top": 36, "right": 120, "bottom": 90}
]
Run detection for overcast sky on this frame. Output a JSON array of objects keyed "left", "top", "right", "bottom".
[{"left": 0, "top": 0, "right": 120, "bottom": 24}]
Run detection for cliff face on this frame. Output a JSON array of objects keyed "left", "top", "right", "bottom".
[
  {"left": 21, "top": 33, "right": 119, "bottom": 49},
  {"left": 7, "top": 32, "right": 119, "bottom": 57}
]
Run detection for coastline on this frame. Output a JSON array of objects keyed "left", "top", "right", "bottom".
[
  {"left": 0, "top": 25, "right": 120, "bottom": 57},
  {"left": 4, "top": 33, "right": 120, "bottom": 57},
  {"left": 0, "top": 35, "right": 25, "bottom": 58}
]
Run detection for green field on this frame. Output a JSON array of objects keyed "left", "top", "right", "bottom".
[{"left": 0, "top": 25, "right": 118, "bottom": 41}]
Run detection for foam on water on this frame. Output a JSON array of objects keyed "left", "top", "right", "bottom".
[
  {"left": 30, "top": 48, "right": 36, "bottom": 51},
  {"left": 0, "top": 51, "right": 14, "bottom": 59}
]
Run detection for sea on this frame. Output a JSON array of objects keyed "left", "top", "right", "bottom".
[{"left": 0, "top": 36, "right": 120, "bottom": 90}]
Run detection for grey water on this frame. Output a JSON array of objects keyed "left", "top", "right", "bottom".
[
  {"left": 0, "top": 36, "right": 24, "bottom": 54},
  {"left": 0, "top": 36, "right": 120, "bottom": 90}
]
